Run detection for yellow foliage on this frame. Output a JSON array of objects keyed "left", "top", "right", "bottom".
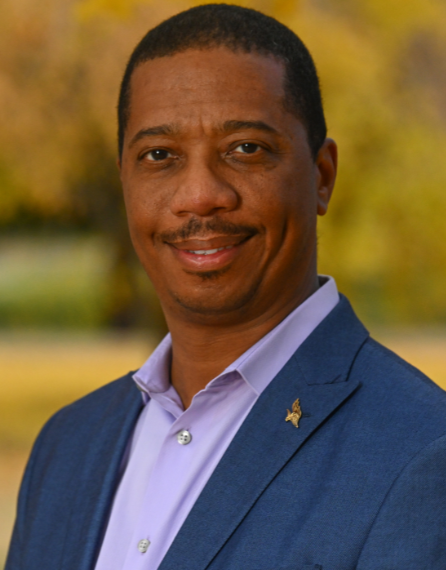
[
  {"left": 75, "top": 0, "right": 153, "bottom": 20},
  {"left": 75, "top": 0, "right": 300, "bottom": 21},
  {"left": 360, "top": 0, "right": 441, "bottom": 36}
]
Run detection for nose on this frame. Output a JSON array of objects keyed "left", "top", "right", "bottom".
[{"left": 169, "top": 155, "right": 239, "bottom": 217}]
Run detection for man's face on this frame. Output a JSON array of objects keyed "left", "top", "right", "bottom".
[{"left": 120, "top": 47, "right": 336, "bottom": 325}]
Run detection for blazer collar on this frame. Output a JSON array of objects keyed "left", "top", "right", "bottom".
[
  {"left": 159, "top": 295, "right": 369, "bottom": 570},
  {"left": 296, "top": 293, "right": 369, "bottom": 385}
]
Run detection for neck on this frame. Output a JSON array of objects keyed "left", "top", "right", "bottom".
[{"left": 167, "top": 273, "right": 319, "bottom": 409}]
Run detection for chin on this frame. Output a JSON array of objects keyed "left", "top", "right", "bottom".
[{"left": 169, "top": 279, "right": 262, "bottom": 318}]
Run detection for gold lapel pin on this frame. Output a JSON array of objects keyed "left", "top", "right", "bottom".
[{"left": 285, "top": 398, "right": 302, "bottom": 428}]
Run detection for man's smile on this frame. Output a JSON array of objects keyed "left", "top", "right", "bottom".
[{"left": 166, "top": 234, "right": 254, "bottom": 271}]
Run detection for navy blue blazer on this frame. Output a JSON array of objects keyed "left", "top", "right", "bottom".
[{"left": 6, "top": 296, "right": 446, "bottom": 570}]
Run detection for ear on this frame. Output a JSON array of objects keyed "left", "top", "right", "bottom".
[{"left": 315, "top": 138, "right": 337, "bottom": 216}]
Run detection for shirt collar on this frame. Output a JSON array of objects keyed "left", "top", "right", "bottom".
[
  {"left": 133, "top": 276, "right": 339, "bottom": 401},
  {"left": 220, "top": 275, "right": 338, "bottom": 395}
]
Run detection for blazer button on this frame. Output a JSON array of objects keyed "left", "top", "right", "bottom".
[{"left": 177, "top": 430, "right": 192, "bottom": 445}]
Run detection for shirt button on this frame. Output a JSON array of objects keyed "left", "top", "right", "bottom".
[
  {"left": 138, "top": 539, "right": 150, "bottom": 553},
  {"left": 177, "top": 429, "right": 192, "bottom": 445}
]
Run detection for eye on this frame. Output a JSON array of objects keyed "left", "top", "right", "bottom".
[
  {"left": 145, "top": 149, "right": 171, "bottom": 161},
  {"left": 234, "top": 143, "right": 260, "bottom": 154}
]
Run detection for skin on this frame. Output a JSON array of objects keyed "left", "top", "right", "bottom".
[{"left": 119, "top": 47, "right": 337, "bottom": 408}]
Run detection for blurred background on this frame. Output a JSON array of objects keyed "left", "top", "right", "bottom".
[{"left": 1, "top": 0, "right": 446, "bottom": 565}]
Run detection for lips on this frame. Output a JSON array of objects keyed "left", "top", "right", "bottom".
[{"left": 167, "top": 234, "right": 252, "bottom": 271}]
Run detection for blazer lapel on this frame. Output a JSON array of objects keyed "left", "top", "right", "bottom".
[
  {"left": 159, "top": 296, "right": 369, "bottom": 570},
  {"left": 60, "top": 375, "right": 143, "bottom": 570}
]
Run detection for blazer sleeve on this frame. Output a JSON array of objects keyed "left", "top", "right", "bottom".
[{"left": 357, "top": 433, "right": 446, "bottom": 570}]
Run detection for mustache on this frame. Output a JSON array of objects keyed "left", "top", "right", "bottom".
[{"left": 158, "top": 217, "right": 259, "bottom": 243}]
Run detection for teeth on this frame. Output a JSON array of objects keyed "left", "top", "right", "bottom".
[
  {"left": 193, "top": 248, "right": 218, "bottom": 255},
  {"left": 187, "top": 246, "right": 233, "bottom": 255}
]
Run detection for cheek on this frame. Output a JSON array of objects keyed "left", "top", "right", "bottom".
[
  {"left": 250, "top": 171, "right": 313, "bottom": 229},
  {"left": 124, "top": 181, "right": 165, "bottom": 236},
  {"left": 256, "top": 177, "right": 317, "bottom": 265},
  {"left": 123, "top": 196, "right": 160, "bottom": 271}
]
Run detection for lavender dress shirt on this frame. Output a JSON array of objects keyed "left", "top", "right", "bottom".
[{"left": 94, "top": 276, "right": 339, "bottom": 570}]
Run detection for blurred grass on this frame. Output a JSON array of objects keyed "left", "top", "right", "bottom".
[
  {"left": 0, "top": 236, "right": 111, "bottom": 328},
  {"left": 0, "top": 331, "right": 153, "bottom": 450}
]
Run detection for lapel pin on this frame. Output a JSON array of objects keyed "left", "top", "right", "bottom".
[{"left": 285, "top": 398, "right": 302, "bottom": 428}]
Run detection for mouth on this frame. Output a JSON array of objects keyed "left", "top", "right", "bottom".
[{"left": 166, "top": 234, "right": 253, "bottom": 271}]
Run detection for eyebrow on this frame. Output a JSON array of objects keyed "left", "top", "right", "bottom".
[
  {"left": 129, "top": 124, "right": 179, "bottom": 148},
  {"left": 219, "top": 120, "right": 279, "bottom": 135},
  {"left": 128, "top": 119, "right": 279, "bottom": 148}
]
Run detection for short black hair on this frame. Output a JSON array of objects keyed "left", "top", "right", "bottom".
[{"left": 117, "top": 4, "right": 327, "bottom": 159}]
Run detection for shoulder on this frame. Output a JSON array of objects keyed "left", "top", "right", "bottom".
[
  {"left": 52, "top": 371, "right": 140, "bottom": 422},
  {"left": 358, "top": 336, "right": 445, "bottom": 402},
  {"left": 19, "top": 371, "right": 142, "bottom": 504},
  {"left": 360, "top": 337, "right": 440, "bottom": 384},
  {"left": 348, "top": 336, "right": 446, "bottom": 446},
  {"left": 28, "top": 371, "right": 141, "bottom": 467}
]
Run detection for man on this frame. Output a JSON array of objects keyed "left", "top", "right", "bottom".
[{"left": 6, "top": 4, "right": 446, "bottom": 570}]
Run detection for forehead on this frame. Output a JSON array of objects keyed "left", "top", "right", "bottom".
[{"left": 125, "top": 47, "right": 293, "bottom": 138}]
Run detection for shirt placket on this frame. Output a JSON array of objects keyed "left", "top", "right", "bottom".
[{"left": 120, "top": 403, "right": 198, "bottom": 569}]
